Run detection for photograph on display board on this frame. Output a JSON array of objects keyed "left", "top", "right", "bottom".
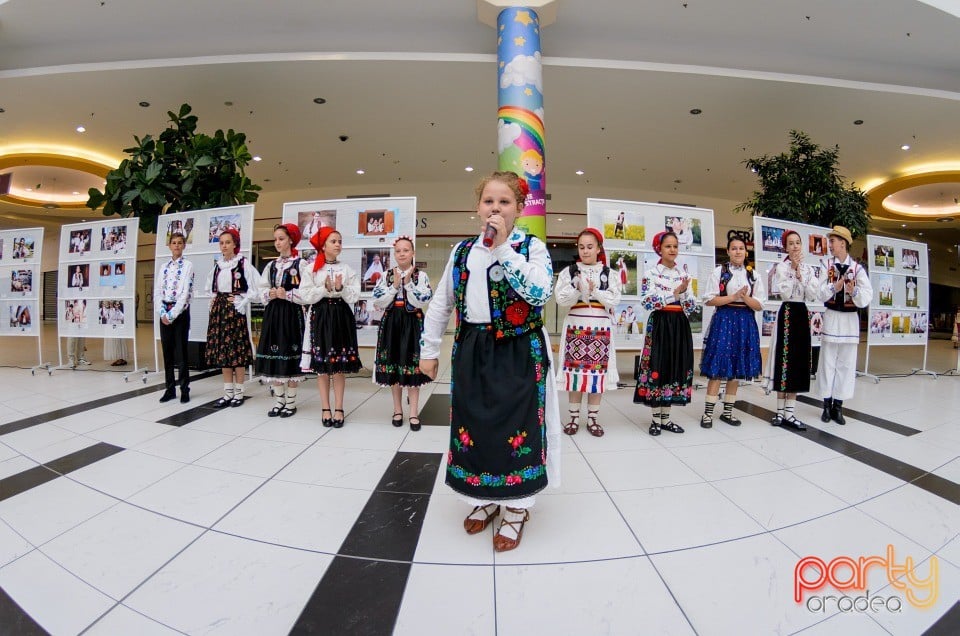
[
  {"left": 0, "top": 238, "right": 4, "bottom": 259},
  {"left": 664, "top": 215, "right": 701, "bottom": 250},
  {"left": 360, "top": 248, "right": 391, "bottom": 292},
  {"left": 608, "top": 250, "right": 638, "bottom": 295},
  {"left": 357, "top": 209, "right": 396, "bottom": 238},
  {"left": 208, "top": 213, "right": 242, "bottom": 243},
  {"left": 765, "top": 263, "right": 781, "bottom": 301},
  {"left": 165, "top": 217, "right": 195, "bottom": 245},
  {"left": 912, "top": 312, "right": 927, "bottom": 334},
  {"left": 299, "top": 249, "right": 317, "bottom": 267},
  {"left": 874, "top": 244, "right": 895, "bottom": 269},
  {"left": 299, "top": 210, "right": 336, "bottom": 243},
  {"left": 762, "top": 309, "right": 777, "bottom": 337},
  {"left": 602, "top": 209, "right": 644, "bottom": 242},
  {"left": 68, "top": 229, "right": 92, "bottom": 254},
  {"left": 901, "top": 248, "right": 920, "bottom": 271},
  {"left": 891, "top": 312, "right": 912, "bottom": 335},
  {"left": 65, "top": 299, "right": 88, "bottom": 325},
  {"left": 877, "top": 274, "right": 894, "bottom": 306},
  {"left": 98, "top": 300, "right": 125, "bottom": 326},
  {"left": 100, "top": 225, "right": 128, "bottom": 254},
  {"left": 11, "top": 269, "right": 32, "bottom": 293},
  {"left": 99, "top": 261, "right": 126, "bottom": 288},
  {"left": 609, "top": 301, "right": 643, "bottom": 341},
  {"left": 68, "top": 263, "right": 91, "bottom": 289},
  {"left": 687, "top": 303, "right": 703, "bottom": 334},
  {"left": 353, "top": 297, "right": 385, "bottom": 328},
  {"left": 759, "top": 225, "right": 786, "bottom": 254},
  {"left": 12, "top": 236, "right": 35, "bottom": 260},
  {"left": 675, "top": 255, "right": 700, "bottom": 298},
  {"left": 808, "top": 234, "right": 827, "bottom": 256},
  {"left": 809, "top": 310, "right": 824, "bottom": 337},
  {"left": 870, "top": 311, "right": 892, "bottom": 335},
  {"left": 9, "top": 304, "right": 32, "bottom": 330},
  {"left": 905, "top": 276, "right": 919, "bottom": 308}
]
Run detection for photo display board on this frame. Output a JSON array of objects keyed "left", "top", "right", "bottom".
[
  {"left": 751, "top": 217, "right": 831, "bottom": 348},
  {"left": 586, "top": 199, "right": 716, "bottom": 350},
  {"left": 283, "top": 197, "right": 418, "bottom": 347},
  {"left": 58, "top": 219, "right": 137, "bottom": 339},
  {"left": 866, "top": 235, "right": 929, "bottom": 345},
  {"left": 0, "top": 227, "right": 43, "bottom": 336},
  {"left": 152, "top": 205, "right": 256, "bottom": 342}
]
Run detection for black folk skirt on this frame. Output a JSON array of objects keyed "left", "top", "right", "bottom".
[
  {"left": 374, "top": 305, "right": 431, "bottom": 387},
  {"left": 447, "top": 325, "right": 549, "bottom": 501},
  {"left": 255, "top": 299, "right": 306, "bottom": 381},
  {"left": 205, "top": 294, "right": 254, "bottom": 369},
  {"left": 309, "top": 298, "right": 362, "bottom": 375},
  {"left": 770, "top": 301, "right": 811, "bottom": 393},
  {"left": 633, "top": 308, "right": 694, "bottom": 407}
]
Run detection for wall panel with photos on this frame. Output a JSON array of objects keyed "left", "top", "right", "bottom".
[
  {"left": 751, "top": 217, "right": 831, "bottom": 348},
  {"left": 152, "top": 205, "right": 256, "bottom": 342},
  {"left": 586, "top": 199, "right": 716, "bottom": 350},
  {"left": 283, "top": 197, "right": 418, "bottom": 347},
  {"left": 58, "top": 219, "right": 137, "bottom": 339},
  {"left": 0, "top": 227, "right": 43, "bottom": 337},
  {"left": 866, "top": 235, "right": 929, "bottom": 345}
]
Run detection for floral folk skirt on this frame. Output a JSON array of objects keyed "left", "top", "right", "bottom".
[
  {"left": 374, "top": 305, "right": 431, "bottom": 387},
  {"left": 770, "top": 301, "right": 811, "bottom": 393},
  {"left": 633, "top": 309, "right": 694, "bottom": 407},
  {"left": 309, "top": 298, "right": 362, "bottom": 375},
  {"left": 205, "top": 294, "right": 254, "bottom": 369},
  {"left": 255, "top": 299, "right": 306, "bottom": 382}
]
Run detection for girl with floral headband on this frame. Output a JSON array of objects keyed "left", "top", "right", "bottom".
[
  {"left": 299, "top": 227, "right": 361, "bottom": 428},
  {"left": 634, "top": 231, "right": 697, "bottom": 435},
  {"left": 420, "top": 171, "right": 560, "bottom": 553},
  {"left": 255, "top": 223, "right": 310, "bottom": 417},
  {"left": 699, "top": 236, "right": 765, "bottom": 428},
  {"left": 205, "top": 228, "right": 260, "bottom": 407},
  {"left": 554, "top": 227, "right": 622, "bottom": 437},
  {"left": 371, "top": 235, "right": 433, "bottom": 431}
]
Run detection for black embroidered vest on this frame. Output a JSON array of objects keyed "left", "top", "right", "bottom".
[
  {"left": 212, "top": 256, "right": 249, "bottom": 294},
  {"left": 824, "top": 261, "right": 857, "bottom": 312},
  {"left": 269, "top": 258, "right": 302, "bottom": 292}
]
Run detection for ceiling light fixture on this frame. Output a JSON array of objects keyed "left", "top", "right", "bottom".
[
  {"left": 465, "top": 166, "right": 474, "bottom": 172},
  {"left": 252, "top": 156, "right": 262, "bottom": 162},
  {"left": 356, "top": 169, "right": 365, "bottom": 175},
  {"left": 76, "top": 126, "right": 86, "bottom": 133},
  {"left": 313, "top": 98, "right": 327, "bottom": 104},
  {"left": 575, "top": 170, "right": 584, "bottom": 176},
  {"left": 138, "top": 101, "right": 150, "bottom": 107},
  {"left": 853, "top": 120, "right": 864, "bottom": 125},
  {"left": 901, "top": 223, "right": 907, "bottom": 227},
  {"left": 901, "top": 144, "right": 911, "bottom": 150},
  {"left": 689, "top": 108, "right": 702, "bottom": 115}
]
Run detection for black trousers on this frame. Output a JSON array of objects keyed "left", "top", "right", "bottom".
[{"left": 160, "top": 308, "right": 191, "bottom": 392}]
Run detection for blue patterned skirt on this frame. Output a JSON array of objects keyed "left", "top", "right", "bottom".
[{"left": 700, "top": 305, "right": 761, "bottom": 380}]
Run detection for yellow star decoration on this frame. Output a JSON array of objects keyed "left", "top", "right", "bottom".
[
  {"left": 500, "top": 61, "right": 505, "bottom": 68},
  {"left": 514, "top": 10, "right": 534, "bottom": 26},
  {"left": 514, "top": 36, "right": 526, "bottom": 47},
  {"left": 524, "top": 88, "right": 533, "bottom": 96}
]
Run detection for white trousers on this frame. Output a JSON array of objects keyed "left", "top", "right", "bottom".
[{"left": 817, "top": 340, "right": 857, "bottom": 400}]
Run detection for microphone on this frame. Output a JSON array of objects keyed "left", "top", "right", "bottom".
[{"left": 482, "top": 223, "right": 497, "bottom": 248}]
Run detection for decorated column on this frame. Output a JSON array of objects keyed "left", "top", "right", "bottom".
[{"left": 497, "top": 7, "right": 546, "bottom": 240}]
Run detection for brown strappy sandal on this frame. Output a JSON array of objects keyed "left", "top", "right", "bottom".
[
  {"left": 563, "top": 408, "right": 580, "bottom": 435},
  {"left": 463, "top": 503, "right": 501, "bottom": 535},
  {"left": 586, "top": 409, "right": 604, "bottom": 437},
  {"left": 493, "top": 507, "right": 530, "bottom": 552}
]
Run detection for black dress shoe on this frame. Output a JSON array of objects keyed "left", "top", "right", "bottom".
[
  {"left": 180, "top": 392, "right": 190, "bottom": 404},
  {"left": 719, "top": 413, "right": 741, "bottom": 426},
  {"left": 820, "top": 398, "right": 833, "bottom": 423},
  {"left": 784, "top": 416, "right": 807, "bottom": 431},
  {"left": 213, "top": 397, "right": 231, "bottom": 409},
  {"left": 700, "top": 415, "right": 713, "bottom": 429},
  {"left": 771, "top": 414, "right": 783, "bottom": 427},
  {"left": 159, "top": 391, "right": 176, "bottom": 403},
  {"left": 831, "top": 405, "right": 846, "bottom": 425}
]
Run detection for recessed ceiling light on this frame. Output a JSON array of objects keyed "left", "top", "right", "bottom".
[
  {"left": 139, "top": 101, "right": 150, "bottom": 107},
  {"left": 556, "top": 217, "right": 563, "bottom": 222},
  {"left": 313, "top": 98, "right": 327, "bottom": 104},
  {"left": 356, "top": 169, "right": 365, "bottom": 175},
  {"left": 252, "top": 156, "right": 262, "bottom": 162},
  {"left": 470, "top": 216, "right": 475, "bottom": 220},
  {"left": 465, "top": 166, "right": 474, "bottom": 172},
  {"left": 853, "top": 120, "right": 864, "bottom": 125},
  {"left": 24, "top": 188, "right": 32, "bottom": 192},
  {"left": 936, "top": 217, "right": 954, "bottom": 223},
  {"left": 689, "top": 108, "right": 702, "bottom": 115},
  {"left": 76, "top": 126, "right": 86, "bottom": 133},
  {"left": 901, "top": 223, "right": 907, "bottom": 227},
  {"left": 43, "top": 203, "right": 58, "bottom": 209},
  {"left": 72, "top": 191, "right": 80, "bottom": 195},
  {"left": 901, "top": 144, "right": 911, "bottom": 150},
  {"left": 424, "top": 243, "right": 429, "bottom": 247},
  {"left": 918, "top": 232, "right": 923, "bottom": 236},
  {"left": 575, "top": 170, "right": 584, "bottom": 176},
  {"left": 912, "top": 204, "right": 920, "bottom": 208}
]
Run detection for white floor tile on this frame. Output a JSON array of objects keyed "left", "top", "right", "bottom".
[
  {"left": 125, "top": 532, "right": 331, "bottom": 635},
  {"left": 0, "top": 477, "right": 116, "bottom": 545},
  {"left": 712, "top": 470, "right": 847, "bottom": 530},
  {"left": 936, "top": 534, "right": 960, "bottom": 568},
  {"left": 242, "top": 417, "right": 328, "bottom": 445},
  {"left": 0, "top": 422, "right": 78, "bottom": 454},
  {"left": 0, "top": 519, "right": 33, "bottom": 568},
  {"left": 127, "top": 465, "right": 265, "bottom": 527},
  {"left": 611, "top": 482, "right": 766, "bottom": 553},
  {"left": 741, "top": 432, "right": 843, "bottom": 468},
  {"left": 193, "top": 437, "right": 307, "bottom": 478},
  {"left": 396, "top": 424, "right": 450, "bottom": 454},
  {"left": 857, "top": 484, "right": 960, "bottom": 552},
  {"left": 86, "top": 604, "right": 183, "bottom": 636},
  {"left": 68, "top": 450, "right": 185, "bottom": 499},
  {"left": 869, "top": 557, "right": 960, "bottom": 635},
  {"left": 27, "top": 435, "right": 104, "bottom": 465},
  {"left": 394, "top": 563, "right": 495, "bottom": 636},
  {"left": 412, "top": 494, "right": 496, "bottom": 565},
  {"left": 133, "top": 428, "right": 233, "bottom": 463},
  {"left": 214, "top": 480, "right": 369, "bottom": 553},
  {"left": 0, "top": 454, "right": 37, "bottom": 480},
  {"left": 790, "top": 612, "right": 890, "bottom": 635},
  {"left": 0, "top": 549, "right": 114, "bottom": 636},
  {"left": 41, "top": 502, "right": 204, "bottom": 600},
  {"left": 790, "top": 455, "right": 906, "bottom": 505},
  {"left": 83, "top": 419, "right": 172, "bottom": 448},
  {"left": 582, "top": 448, "right": 704, "bottom": 491},
  {"left": 669, "top": 441, "right": 785, "bottom": 480},
  {"left": 311, "top": 420, "right": 409, "bottom": 451},
  {"left": 50, "top": 409, "right": 127, "bottom": 434},
  {"left": 275, "top": 445, "right": 396, "bottom": 491},
  {"left": 538, "top": 450, "right": 604, "bottom": 495}
]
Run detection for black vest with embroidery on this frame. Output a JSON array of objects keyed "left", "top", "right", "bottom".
[
  {"left": 451, "top": 236, "right": 543, "bottom": 341},
  {"left": 269, "top": 258, "right": 302, "bottom": 292},
  {"left": 212, "top": 256, "right": 249, "bottom": 294},
  {"left": 824, "top": 261, "right": 857, "bottom": 312},
  {"left": 567, "top": 263, "right": 611, "bottom": 291},
  {"left": 385, "top": 268, "right": 423, "bottom": 314},
  {"left": 719, "top": 262, "right": 755, "bottom": 307}
]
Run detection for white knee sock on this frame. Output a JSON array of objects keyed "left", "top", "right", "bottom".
[
  {"left": 285, "top": 385, "right": 297, "bottom": 410},
  {"left": 223, "top": 383, "right": 235, "bottom": 399},
  {"left": 274, "top": 385, "right": 286, "bottom": 408}
]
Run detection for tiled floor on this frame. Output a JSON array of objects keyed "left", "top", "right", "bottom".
[{"left": 0, "top": 329, "right": 958, "bottom": 635}]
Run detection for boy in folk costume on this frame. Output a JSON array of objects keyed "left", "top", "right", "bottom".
[{"left": 815, "top": 226, "right": 873, "bottom": 425}]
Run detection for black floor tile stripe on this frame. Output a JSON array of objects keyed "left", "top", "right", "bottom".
[
  {"left": 736, "top": 400, "right": 960, "bottom": 506},
  {"left": 924, "top": 600, "right": 960, "bottom": 635},
  {"left": 0, "top": 586, "right": 48, "bottom": 636},
  {"left": 154, "top": 396, "right": 249, "bottom": 427},
  {"left": 417, "top": 393, "right": 451, "bottom": 427},
  {"left": 0, "top": 370, "right": 219, "bottom": 436},
  {"left": 795, "top": 395, "right": 921, "bottom": 436},
  {"left": 0, "top": 443, "right": 124, "bottom": 503},
  {"left": 291, "top": 451, "right": 443, "bottom": 635}
]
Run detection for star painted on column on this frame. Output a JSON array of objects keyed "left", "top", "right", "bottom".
[
  {"left": 514, "top": 10, "right": 534, "bottom": 26},
  {"left": 499, "top": 61, "right": 505, "bottom": 68},
  {"left": 513, "top": 36, "right": 526, "bottom": 47},
  {"left": 500, "top": 24, "right": 505, "bottom": 31},
  {"left": 524, "top": 88, "right": 533, "bottom": 96}
]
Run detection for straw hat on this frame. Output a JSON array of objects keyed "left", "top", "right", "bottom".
[{"left": 828, "top": 225, "right": 853, "bottom": 246}]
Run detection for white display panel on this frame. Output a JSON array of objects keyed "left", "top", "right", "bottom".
[
  {"left": 751, "top": 217, "right": 831, "bottom": 348},
  {"left": 283, "top": 197, "right": 418, "bottom": 347},
  {"left": 866, "top": 235, "right": 929, "bottom": 346},
  {"left": 0, "top": 227, "right": 43, "bottom": 337},
  {"left": 587, "top": 199, "right": 715, "bottom": 350},
  {"left": 153, "top": 205, "right": 256, "bottom": 343},
  {"left": 58, "top": 219, "right": 138, "bottom": 340}
]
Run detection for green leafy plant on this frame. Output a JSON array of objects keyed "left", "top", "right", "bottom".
[
  {"left": 735, "top": 130, "right": 869, "bottom": 238},
  {"left": 86, "top": 103, "right": 261, "bottom": 233}
]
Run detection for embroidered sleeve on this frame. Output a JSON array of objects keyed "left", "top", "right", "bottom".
[
  {"left": 153, "top": 265, "right": 165, "bottom": 318},
  {"left": 370, "top": 272, "right": 397, "bottom": 309},
  {"left": 406, "top": 271, "right": 433, "bottom": 308},
  {"left": 421, "top": 248, "right": 458, "bottom": 360},
  {"left": 680, "top": 291, "right": 698, "bottom": 316},
  {"left": 814, "top": 263, "right": 839, "bottom": 303},
  {"left": 640, "top": 271, "right": 668, "bottom": 312},
  {"left": 702, "top": 266, "right": 722, "bottom": 303},
  {"left": 750, "top": 267, "right": 766, "bottom": 302},
  {"left": 553, "top": 267, "right": 580, "bottom": 308},
  {"left": 257, "top": 262, "right": 273, "bottom": 304},
  {"left": 204, "top": 262, "right": 217, "bottom": 296},
  {"left": 167, "top": 261, "right": 194, "bottom": 321},
  {"left": 493, "top": 237, "right": 553, "bottom": 306},
  {"left": 851, "top": 264, "right": 873, "bottom": 308}
]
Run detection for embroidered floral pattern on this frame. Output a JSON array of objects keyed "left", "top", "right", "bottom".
[
  {"left": 454, "top": 426, "right": 474, "bottom": 452},
  {"left": 507, "top": 430, "right": 531, "bottom": 457}
]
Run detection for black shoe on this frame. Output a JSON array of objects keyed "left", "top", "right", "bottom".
[
  {"left": 820, "top": 398, "right": 833, "bottom": 423},
  {"left": 268, "top": 406, "right": 284, "bottom": 417},
  {"left": 409, "top": 416, "right": 421, "bottom": 432},
  {"left": 322, "top": 408, "right": 333, "bottom": 427},
  {"left": 159, "top": 391, "right": 176, "bottom": 403},
  {"left": 783, "top": 416, "right": 807, "bottom": 431},
  {"left": 648, "top": 422, "right": 661, "bottom": 436},
  {"left": 213, "top": 396, "right": 232, "bottom": 408},
  {"left": 719, "top": 413, "right": 741, "bottom": 426},
  {"left": 229, "top": 396, "right": 244, "bottom": 407},
  {"left": 180, "top": 391, "right": 190, "bottom": 404},
  {"left": 831, "top": 402, "right": 846, "bottom": 425},
  {"left": 771, "top": 414, "right": 783, "bottom": 427},
  {"left": 391, "top": 412, "right": 404, "bottom": 427},
  {"left": 662, "top": 421, "right": 684, "bottom": 434},
  {"left": 279, "top": 407, "right": 297, "bottom": 418},
  {"left": 333, "top": 408, "right": 345, "bottom": 428},
  {"left": 700, "top": 415, "right": 713, "bottom": 429}
]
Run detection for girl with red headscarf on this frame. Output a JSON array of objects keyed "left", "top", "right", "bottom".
[
  {"left": 205, "top": 228, "right": 260, "bottom": 407},
  {"left": 299, "top": 227, "right": 361, "bottom": 427},
  {"left": 255, "top": 223, "right": 310, "bottom": 417},
  {"left": 554, "top": 227, "right": 622, "bottom": 437}
]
